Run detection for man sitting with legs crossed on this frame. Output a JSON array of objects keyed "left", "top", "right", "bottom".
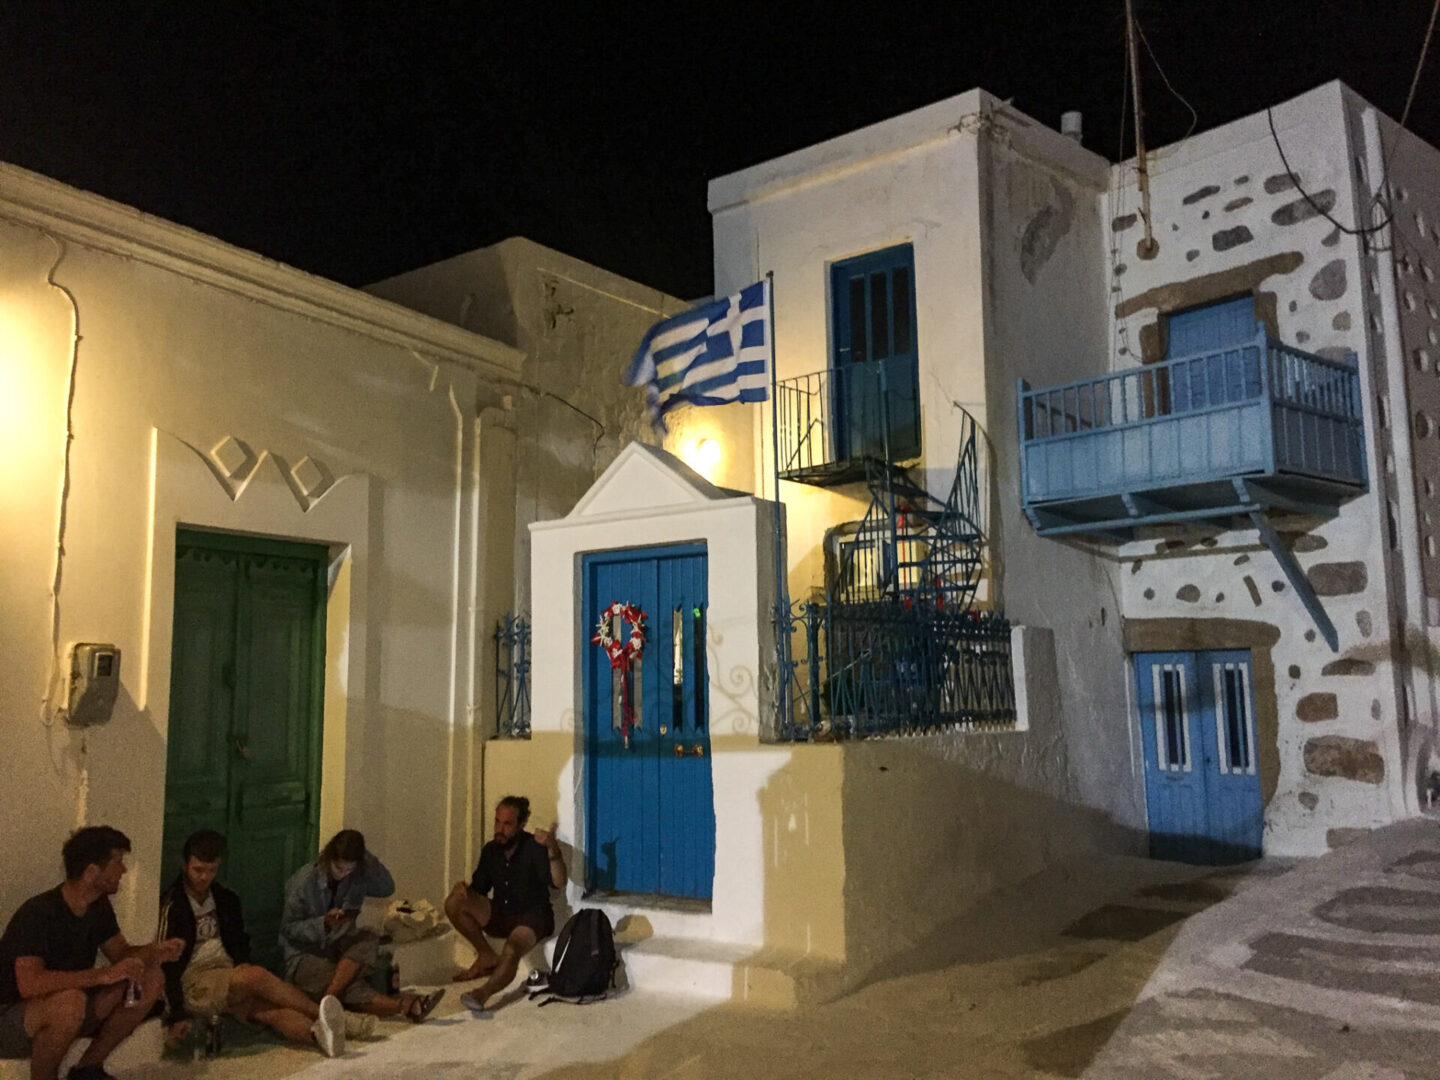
[
  {"left": 446, "top": 796, "right": 565, "bottom": 1013},
  {"left": 0, "top": 826, "right": 182, "bottom": 1080},
  {"left": 158, "top": 829, "right": 371, "bottom": 1058}
]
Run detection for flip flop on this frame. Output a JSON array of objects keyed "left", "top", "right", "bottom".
[{"left": 406, "top": 988, "right": 445, "bottom": 1023}]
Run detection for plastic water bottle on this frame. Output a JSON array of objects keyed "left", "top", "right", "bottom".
[{"left": 204, "top": 1014, "right": 222, "bottom": 1057}]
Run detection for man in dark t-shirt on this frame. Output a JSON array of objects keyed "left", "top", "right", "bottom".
[
  {"left": 444, "top": 796, "right": 565, "bottom": 1011},
  {"left": 0, "top": 826, "right": 183, "bottom": 1080}
]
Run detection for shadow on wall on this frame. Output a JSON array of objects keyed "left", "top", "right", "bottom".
[{"left": 758, "top": 738, "right": 1139, "bottom": 1001}]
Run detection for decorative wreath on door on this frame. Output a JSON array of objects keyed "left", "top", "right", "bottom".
[
  {"left": 592, "top": 601, "right": 647, "bottom": 743},
  {"left": 592, "top": 601, "right": 647, "bottom": 666}
]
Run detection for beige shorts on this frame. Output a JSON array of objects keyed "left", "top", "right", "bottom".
[{"left": 182, "top": 962, "right": 236, "bottom": 1017}]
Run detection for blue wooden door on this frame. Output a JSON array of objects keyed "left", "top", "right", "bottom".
[
  {"left": 1164, "top": 296, "right": 1262, "bottom": 414},
  {"left": 1134, "top": 650, "right": 1261, "bottom": 864},
  {"left": 583, "top": 544, "right": 714, "bottom": 899},
  {"left": 831, "top": 244, "right": 920, "bottom": 462}
]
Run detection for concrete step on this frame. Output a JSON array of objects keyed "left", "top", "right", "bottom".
[{"left": 608, "top": 934, "right": 846, "bottom": 1008}]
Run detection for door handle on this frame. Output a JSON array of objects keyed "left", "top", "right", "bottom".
[
  {"left": 674, "top": 743, "right": 685, "bottom": 758},
  {"left": 691, "top": 744, "right": 705, "bottom": 758},
  {"left": 234, "top": 735, "right": 251, "bottom": 760}
]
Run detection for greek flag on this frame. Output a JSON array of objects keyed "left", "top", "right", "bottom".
[{"left": 627, "top": 279, "right": 770, "bottom": 430}]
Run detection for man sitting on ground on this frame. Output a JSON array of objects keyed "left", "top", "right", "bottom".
[
  {"left": 158, "top": 829, "right": 371, "bottom": 1058},
  {"left": 445, "top": 796, "right": 565, "bottom": 1011},
  {"left": 280, "top": 829, "right": 442, "bottom": 1024},
  {"left": 0, "top": 825, "right": 183, "bottom": 1080}
]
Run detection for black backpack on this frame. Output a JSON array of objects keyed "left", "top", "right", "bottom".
[{"left": 532, "top": 908, "right": 616, "bottom": 1004}]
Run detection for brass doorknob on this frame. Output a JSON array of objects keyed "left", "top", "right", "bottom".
[
  {"left": 674, "top": 743, "right": 685, "bottom": 758},
  {"left": 691, "top": 744, "right": 705, "bottom": 758}
]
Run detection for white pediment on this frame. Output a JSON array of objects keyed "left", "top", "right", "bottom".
[{"left": 568, "top": 442, "right": 730, "bottom": 519}]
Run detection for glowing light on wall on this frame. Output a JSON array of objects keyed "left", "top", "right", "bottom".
[
  {"left": 687, "top": 437, "right": 722, "bottom": 481},
  {"left": 0, "top": 306, "right": 59, "bottom": 485}
]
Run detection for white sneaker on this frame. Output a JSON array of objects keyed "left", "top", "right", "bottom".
[
  {"left": 312, "top": 994, "right": 346, "bottom": 1058},
  {"left": 343, "top": 1010, "right": 377, "bottom": 1039}
]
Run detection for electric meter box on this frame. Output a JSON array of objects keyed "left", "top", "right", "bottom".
[{"left": 66, "top": 643, "right": 121, "bottom": 727}]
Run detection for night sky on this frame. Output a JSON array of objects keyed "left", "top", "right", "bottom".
[{"left": 1, "top": 2, "right": 1435, "bottom": 301}]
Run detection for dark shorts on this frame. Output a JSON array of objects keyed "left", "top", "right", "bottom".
[
  {"left": 0, "top": 988, "right": 105, "bottom": 1059},
  {"left": 483, "top": 908, "right": 554, "bottom": 942}
]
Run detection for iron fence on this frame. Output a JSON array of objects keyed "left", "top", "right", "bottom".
[
  {"left": 780, "top": 600, "right": 1015, "bottom": 740},
  {"left": 495, "top": 614, "right": 531, "bottom": 739}
]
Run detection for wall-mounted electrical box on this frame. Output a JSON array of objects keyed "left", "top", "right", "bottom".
[{"left": 66, "top": 643, "right": 121, "bottom": 727}]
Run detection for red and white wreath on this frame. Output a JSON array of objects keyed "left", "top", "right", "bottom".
[
  {"left": 592, "top": 601, "right": 647, "bottom": 743},
  {"left": 591, "top": 601, "right": 647, "bottom": 667}
]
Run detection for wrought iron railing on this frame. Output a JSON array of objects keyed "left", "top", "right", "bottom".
[
  {"left": 775, "top": 355, "right": 921, "bottom": 484},
  {"left": 779, "top": 600, "right": 1015, "bottom": 740},
  {"left": 495, "top": 614, "right": 531, "bottom": 739}
]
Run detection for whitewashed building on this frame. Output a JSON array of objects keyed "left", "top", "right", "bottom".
[{"left": 501, "top": 79, "right": 1440, "bottom": 1003}]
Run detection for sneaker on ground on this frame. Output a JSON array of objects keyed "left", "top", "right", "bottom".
[
  {"left": 343, "top": 1010, "right": 378, "bottom": 1039},
  {"left": 312, "top": 993, "right": 346, "bottom": 1058}
]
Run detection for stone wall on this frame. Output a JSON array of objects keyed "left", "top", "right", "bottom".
[{"left": 1105, "top": 83, "right": 1409, "bottom": 854}]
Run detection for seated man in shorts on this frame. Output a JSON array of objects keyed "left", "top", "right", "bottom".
[
  {"left": 445, "top": 796, "right": 565, "bottom": 1011},
  {"left": 0, "top": 825, "right": 182, "bottom": 1080},
  {"left": 280, "top": 829, "right": 442, "bottom": 1024},
  {"left": 157, "top": 829, "right": 374, "bottom": 1058}
]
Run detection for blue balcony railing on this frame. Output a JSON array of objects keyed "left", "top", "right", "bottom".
[{"left": 1018, "top": 330, "right": 1366, "bottom": 537}]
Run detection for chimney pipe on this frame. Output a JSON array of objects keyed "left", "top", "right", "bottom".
[{"left": 1060, "top": 111, "right": 1083, "bottom": 143}]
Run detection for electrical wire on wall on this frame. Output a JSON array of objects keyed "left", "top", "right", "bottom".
[
  {"left": 40, "top": 232, "right": 81, "bottom": 731},
  {"left": 1265, "top": 0, "right": 1436, "bottom": 248}
]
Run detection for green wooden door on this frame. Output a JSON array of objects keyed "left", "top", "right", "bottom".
[{"left": 162, "top": 530, "right": 328, "bottom": 970}]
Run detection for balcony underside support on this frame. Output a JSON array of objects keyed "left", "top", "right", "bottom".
[
  {"left": 1248, "top": 510, "right": 1338, "bottom": 653},
  {"left": 1231, "top": 477, "right": 1339, "bottom": 653}
]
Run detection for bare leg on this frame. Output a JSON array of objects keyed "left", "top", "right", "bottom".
[
  {"left": 229, "top": 964, "right": 319, "bottom": 1020},
  {"left": 349, "top": 993, "right": 406, "bottom": 1017},
  {"left": 249, "top": 1006, "right": 319, "bottom": 1045},
  {"left": 76, "top": 966, "right": 164, "bottom": 1068},
  {"left": 323, "top": 956, "right": 362, "bottom": 1001},
  {"left": 470, "top": 926, "right": 538, "bottom": 1008},
  {"left": 445, "top": 882, "right": 498, "bottom": 980},
  {"left": 23, "top": 990, "right": 87, "bottom": 1080}
]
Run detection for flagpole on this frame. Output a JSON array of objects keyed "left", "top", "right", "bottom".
[{"left": 765, "top": 271, "right": 791, "bottom": 738}]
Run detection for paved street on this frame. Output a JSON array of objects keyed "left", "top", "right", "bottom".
[{"left": 128, "top": 817, "right": 1440, "bottom": 1079}]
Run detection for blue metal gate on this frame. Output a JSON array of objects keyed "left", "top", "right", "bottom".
[
  {"left": 582, "top": 544, "right": 714, "bottom": 899},
  {"left": 1134, "top": 650, "right": 1262, "bottom": 864}
]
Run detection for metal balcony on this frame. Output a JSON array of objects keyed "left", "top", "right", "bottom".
[{"left": 775, "top": 355, "right": 920, "bottom": 486}]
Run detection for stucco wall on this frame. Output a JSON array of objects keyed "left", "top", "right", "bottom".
[
  {"left": 710, "top": 91, "right": 991, "bottom": 600},
  {"left": 0, "top": 166, "right": 521, "bottom": 939},
  {"left": 977, "top": 100, "right": 1142, "bottom": 841},
  {"left": 1104, "top": 83, "right": 1409, "bottom": 854}
]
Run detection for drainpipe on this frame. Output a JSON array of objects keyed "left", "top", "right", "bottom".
[{"left": 1361, "top": 106, "right": 1429, "bottom": 817}]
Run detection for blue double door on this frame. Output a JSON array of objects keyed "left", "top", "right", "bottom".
[
  {"left": 1134, "top": 650, "right": 1262, "bottom": 864},
  {"left": 582, "top": 544, "right": 714, "bottom": 899}
]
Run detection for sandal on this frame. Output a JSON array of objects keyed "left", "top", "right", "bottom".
[{"left": 405, "top": 988, "right": 445, "bottom": 1023}]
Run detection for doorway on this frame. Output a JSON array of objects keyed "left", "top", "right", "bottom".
[
  {"left": 162, "top": 529, "right": 328, "bottom": 969},
  {"left": 1134, "top": 649, "right": 1263, "bottom": 864},
  {"left": 582, "top": 543, "right": 714, "bottom": 900}
]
